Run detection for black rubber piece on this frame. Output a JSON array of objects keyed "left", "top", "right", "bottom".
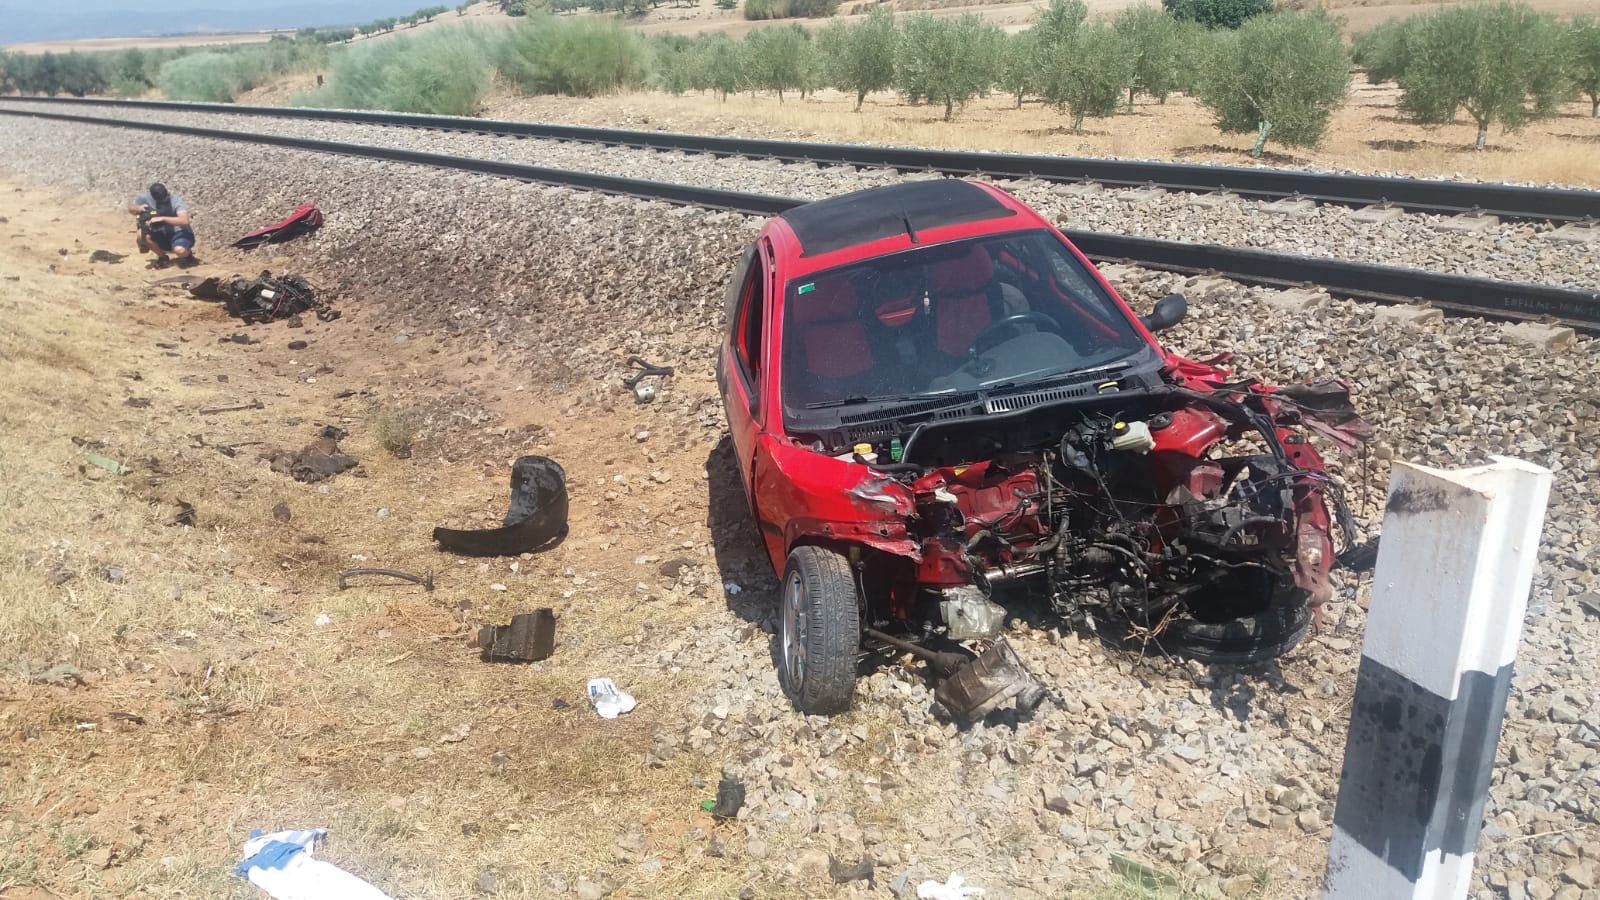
[
  {"left": 1101, "top": 595, "right": 1312, "bottom": 665},
  {"left": 433, "top": 456, "right": 568, "bottom": 556},
  {"left": 780, "top": 545, "right": 862, "bottom": 714}
]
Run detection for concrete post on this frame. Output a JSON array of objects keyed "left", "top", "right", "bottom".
[{"left": 1324, "top": 457, "right": 1552, "bottom": 900}]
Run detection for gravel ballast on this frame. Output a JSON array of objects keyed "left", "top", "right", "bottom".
[
  {"left": 31, "top": 106, "right": 1600, "bottom": 292},
  {"left": 2, "top": 116, "right": 1596, "bottom": 899}
]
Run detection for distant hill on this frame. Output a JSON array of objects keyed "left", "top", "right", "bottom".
[{"left": 0, "top": 2, "right": 434, "bottom": 45}]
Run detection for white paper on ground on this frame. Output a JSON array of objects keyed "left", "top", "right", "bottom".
[
  {"left": 917, "top": 873, "right": 985, "bottom": 899},
  {"left": 236, "top": 828, "right": 393, "bottom": 900},
  {"left": 587, "top": 677, "right": 637, "bottom": 719}
]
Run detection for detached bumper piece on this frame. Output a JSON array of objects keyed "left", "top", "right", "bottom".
[{"left": 434, "top": 456, "right": 568, "bottom": 557}]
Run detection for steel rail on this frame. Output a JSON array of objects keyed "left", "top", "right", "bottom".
[
  {"left": 6, "top": 94, "right": 1600, "bottom": 224},
  {"left": 4, "top": 106, "right": 1595, "bottom": 331}
]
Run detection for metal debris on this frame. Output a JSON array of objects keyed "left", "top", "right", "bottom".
[
  {"left": 199, "top": 400, "right": 264, "bottom": 414},
  {"left": 338, "top": 568, "right": 435, "bottom": 591},
  {"left": 434, "top": 456, "right": 568, "bottom": 557},
  {"left": 476, "top": 609, "right": 556, "bottom": 663},
  {"left": 932, "top": 638, "right": 1045, "bottom": 722},
  {"left": 622, "top": 355, "right": 674, "bottom": 389}
]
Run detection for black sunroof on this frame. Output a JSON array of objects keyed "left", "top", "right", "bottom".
[{"left": 779, "top": 180, "right": 1015, "bottom": 257}]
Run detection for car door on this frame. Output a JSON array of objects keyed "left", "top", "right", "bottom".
[{"left": 719, "top": 242, "right": 770, "bottom": 511}]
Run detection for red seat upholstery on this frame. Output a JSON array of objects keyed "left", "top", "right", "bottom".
[
  {"left": 928, "top": 245, "right": 995, "bottom": 356},
  {"left": 791, "top": 279, "right": 873, "bottom": 380}
]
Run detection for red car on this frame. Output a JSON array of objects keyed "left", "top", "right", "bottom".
[{"left": 717, "top": 180, "right": 1370, "bottom": 715}]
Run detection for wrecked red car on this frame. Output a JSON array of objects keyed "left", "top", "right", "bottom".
[{"left": 717, "top": 180, "right": 1370, "bottom": 714}]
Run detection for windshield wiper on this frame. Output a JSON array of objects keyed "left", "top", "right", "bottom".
[
  {"left": 803, "top": 390, "right": 976, "bottom": 410},
  {"left": 986, "top": 361, "right": 1135, "bottom": 394}
]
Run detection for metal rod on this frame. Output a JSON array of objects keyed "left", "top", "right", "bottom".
[{"left": 338, "top": 568, "right": 435, "bottom": 591}]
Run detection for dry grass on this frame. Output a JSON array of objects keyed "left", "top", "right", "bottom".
[
  {"left": 487, "top": 78, "right": 1600, "bottom": 186},
  {"left": 0, "top": 179, "right": 766, "bottom": 897}
]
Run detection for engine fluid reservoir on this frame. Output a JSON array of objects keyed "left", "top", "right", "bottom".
[
  {"left": 852, "top": 442, "right": 879, "bottom": 464},
  {"left": 1110, "top": 420, "right": 1155, "bottom": 454}
]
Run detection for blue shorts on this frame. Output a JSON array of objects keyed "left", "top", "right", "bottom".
[{"left": 151, "top": 227, "right": 196, "bottom": 252}]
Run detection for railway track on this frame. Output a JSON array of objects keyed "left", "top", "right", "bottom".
[
  {"left": 7, "top": 94, "right": 1600, "bottom": 225},
  {"left": 3, "top": 105, "right": 1597, "bottom": 331}
]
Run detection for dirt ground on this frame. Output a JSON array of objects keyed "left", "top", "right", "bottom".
[
  {"left": 0, "top": 178, "right": 764, "bottom": 897},
  {"left": 482, "top": 79, "right": 1600, "bottom": 187}
]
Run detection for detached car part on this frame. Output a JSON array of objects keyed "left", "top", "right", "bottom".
[
  {"left": 476, "top": 609, "right": 556, "bottom": 663},
  {"left": 434, "top": 456, "right": 568, "bottom": 557}
]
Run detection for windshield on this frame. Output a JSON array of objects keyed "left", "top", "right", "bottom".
[{"left": 780, "top": 230, "right": 1147, "bottom": 416}]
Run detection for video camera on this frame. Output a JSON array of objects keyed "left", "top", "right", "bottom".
[{"left": 138, "top": 207, "right": 173, "bottom": 241}]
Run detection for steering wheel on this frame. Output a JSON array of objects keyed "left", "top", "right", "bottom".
[{"left": 967, "top": 312, "right": 1059, "bottom": 356}]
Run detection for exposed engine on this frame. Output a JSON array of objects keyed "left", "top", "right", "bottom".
[{"left": 823, "top": 383, "right": 1365, "bottom": 660}]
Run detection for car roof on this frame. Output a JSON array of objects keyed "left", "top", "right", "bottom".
[{"left": 766, "top": 180, "right": 1047, "bottom": 277}]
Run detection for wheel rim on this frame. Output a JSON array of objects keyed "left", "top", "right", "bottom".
[{"left": 781, "top": 570, "right": 807, "bottom": 688}]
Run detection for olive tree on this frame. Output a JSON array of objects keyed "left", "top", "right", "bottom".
[
  {"left": 1394, "top": 4, "right": 1569, "bottom": 150},
  {"left": 1351, "top": 18, "right": 1416, "bottom": 85},
  {"left": 997, "top": 30, "right": 1041, "bottom": 107},
  {"left": 1114, "top": 4, "right": 1183, "bottom": 108},
  {"left": 818, "top": 6, "right": 897, "bottom": 110},
  {"left": 1040, "top": 24, "right": 1136, "bottom": 132},
  {"left": 998, "top": 0, "right": 1085, "bottom": 109},
  {"left": 895, "top": 13, "right": 1004, "bottom": 121},
  {"left": 705, "top": 34, "right": 745, "bottom": 101},
  {"left": 1568, "top": 18, "right": 1600, "bottom": 118},
  {"left": 1196, "top": 10, "right": 1350, "bottom": 157},
  {"left": 744, "top": 24, "right": 810, "bottom": 102}
]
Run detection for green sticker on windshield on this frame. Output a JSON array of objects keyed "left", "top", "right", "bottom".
[{"left": 797, "top": 282, "right": 816, "bottom": 294}]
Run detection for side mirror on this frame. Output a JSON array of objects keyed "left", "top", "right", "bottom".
[{"left": 1141, "top": 292, "right": 1187, "bottom": 333}]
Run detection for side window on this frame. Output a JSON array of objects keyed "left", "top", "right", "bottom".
[{"left": 733, "top": 246, "right": 768, "bottom": 389}]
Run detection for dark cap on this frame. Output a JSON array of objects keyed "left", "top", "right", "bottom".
[{"left": 148, "top": 183, "right": 170, "bottom": 203}]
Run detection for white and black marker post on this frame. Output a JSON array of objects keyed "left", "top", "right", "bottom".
[{"left": 1324, "top": 457, "right": 1552, "bottom": 900}]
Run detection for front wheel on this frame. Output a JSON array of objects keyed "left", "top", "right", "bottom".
[{"left": 778, "top": 545, "right": 861, "bottom": 715}]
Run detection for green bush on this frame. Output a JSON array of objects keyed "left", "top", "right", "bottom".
[
  {"left": 497, "top": 17, "right": 650, "bottom": 96},
  {"left": 1163, "top": 0, "right": 1271, "bottom": 30},
  {"left": 1040, "top": 23, "right": 1135, "bottom": 131},
  {"left": 1392, "top": 3, "right": 1568, "bottom": 149},
  {"left": 300, "top": 27, "right": 492, "bottom": 115},
  {"left": 1196, "top": 10, "right": 1349, "bottom": 156},
  {"left": 1567, "top": 18, "right": 1600, "bottom": 118},
  {"left": 744, "top": 0, "right": 838, "bottom": 20},
  {"left": 895, "top": 13, "right": 1003, "bottom": 120},
  {"left": 817, "top": 6, "right": 897, "bottom": 109},
  {"left": 159, "top": 52, "right": 250, "bottom": 101}
]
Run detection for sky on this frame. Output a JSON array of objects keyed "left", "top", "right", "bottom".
[{"left": 1, "top": 1, "right": 436, "bottom": 45}]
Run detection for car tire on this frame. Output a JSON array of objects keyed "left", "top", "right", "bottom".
[{"left": 778, "top": 545, "right": 861, "bottom": 715}]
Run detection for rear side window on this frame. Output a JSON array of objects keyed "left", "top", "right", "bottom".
[
  {"left": 724, "top": 244, "right": 757, "bottom": 326},
  {"left": 732, "top": 246, "right": 766, "bottom": 387}
]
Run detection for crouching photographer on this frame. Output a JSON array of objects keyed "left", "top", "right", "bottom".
[{"left": 129, "top": 182, "right": 198, "bottom": 269}]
